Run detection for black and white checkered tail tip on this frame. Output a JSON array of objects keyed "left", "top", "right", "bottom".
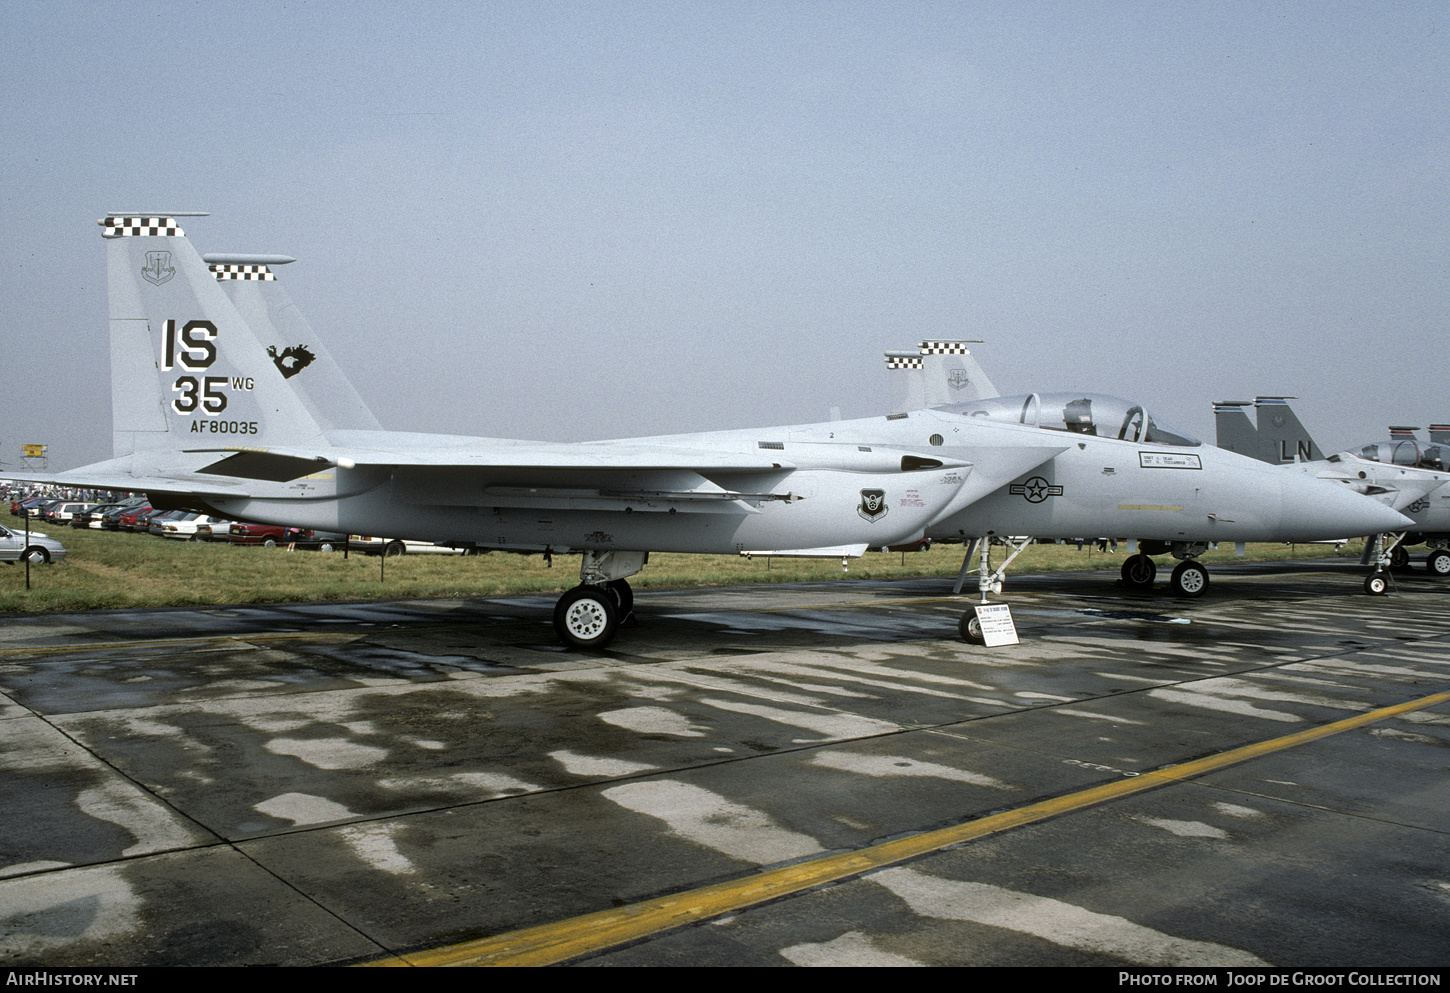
[
  {"left": 209, "top": 264, "right": 275, "bottom": 281},
  {"left": 918, "top": 340, "right": 975, "bottom": 355},
  {"left": 884, "top": 354, "right": 924, "bottom": 369},
  {"left": 99, "top": 216, "right": 184, "bottom": 238}
]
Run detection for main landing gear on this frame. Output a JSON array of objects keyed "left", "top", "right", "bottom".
[
  {"left": 1119, "top": 542, "right": 1210, "bottom": 598},
  {"left": 1428, "top": 548, "right": 1450, "bottom": 577},
  {"left": 552, "top": 550, "right": 646, "bottom": 650}
]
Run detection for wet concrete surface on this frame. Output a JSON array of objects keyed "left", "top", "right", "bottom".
[{"left": 1, "top": 559, "right": 1448, "bottom": 966}]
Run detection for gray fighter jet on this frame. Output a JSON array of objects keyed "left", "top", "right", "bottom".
[
  {"left": 1214, "top": 397, "right": 1450, "bottom": 587},
  {"left": 885, "top": 354, "right": 1406, "bottom": 606},
  {"left": 5, "top": 214, "right": 1410, "bottom": 648}
]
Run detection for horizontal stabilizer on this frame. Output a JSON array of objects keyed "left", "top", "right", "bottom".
[{"left": 197, "top": 450, "right": 338, "bottom": 482}]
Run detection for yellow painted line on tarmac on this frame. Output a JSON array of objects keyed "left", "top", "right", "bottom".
[{"left": 361, "top": 686, "right": 1450, "bottom": 967}]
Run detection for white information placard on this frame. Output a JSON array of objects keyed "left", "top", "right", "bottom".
[{"left": 974, "top": 603, "right": 1019, "bottom": 647}]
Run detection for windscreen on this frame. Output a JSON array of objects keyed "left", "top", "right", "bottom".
[
  {"left": 942, "top": 393, "right": 1200, "bottom": 447},
  {"left": 1344, "top": 440, "right": 1450, "bottom": 471}
]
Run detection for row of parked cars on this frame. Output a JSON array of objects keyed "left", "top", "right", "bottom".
[{"left": 8, "top": 493, "right": 468, "bottom": 556}]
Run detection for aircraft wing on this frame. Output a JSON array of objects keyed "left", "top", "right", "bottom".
[
  {"left": 14, "top": 437, "right": 978, "bottom": 519},
  {"left": 185, "top": 441, "right": 805, "bottom": 480}
]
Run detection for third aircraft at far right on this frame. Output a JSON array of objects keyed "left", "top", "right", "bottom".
[{"left": 1213, "top": 397, "right": 1450, "bottom": 592}]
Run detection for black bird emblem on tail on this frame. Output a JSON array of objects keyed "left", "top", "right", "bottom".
[{"left": 267, "top": 344, "right": 316, "bottom": 379}]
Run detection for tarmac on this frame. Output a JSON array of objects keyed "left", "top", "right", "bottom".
[{"left": 2, "top": 558, "right": 1448, "bottom": 967}]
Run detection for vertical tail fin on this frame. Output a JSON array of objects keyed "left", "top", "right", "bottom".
[
  {"left": 884, "top": 341, "right": 999, "bottom": 412},
  {"left": 918, "top": 340, "right": 999, "bottom": 405},
  {"left": 1254, "top": 396, "right": 1324, "bottom": 463},
  {"left": 1213, "top": 401, "right": 1260, "bottom": 458},
  {"left": 883, "top": 350, "right": 926, "bottom": 412},
  {"left": 205, "top": 255, "right": 382, "bottom": 432},
  {"left": 102, "top": 215, "right": 327, "bottom": 457}
]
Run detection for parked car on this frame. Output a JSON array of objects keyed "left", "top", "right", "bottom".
[
  {"left": 147, "top": 510, "right": 190, "bottom": 536},
  {"left": 119, "top": 505, "right": 156, "bottom": 532},
  {"left": 10, "top": 496, "right": 44, "bottom": 517},
  {"left": 0, "top": 524, "right": 66, "bottom": 564},
  {"left": 84, "top": 497, "right": 146, "bottom": 529},
  {"left": 195, "top": 519, "right": 236, "bottom": 541},
  {"left": 44, "top": 502, "right": 98, "bottom": 525},
  {"left": 284, "top": 528, "right": 350, "bottom": 552},
  {"left": 20, "top": 498, "right": 63, "bottom": 520},
  {"left": 159, "top": 513, "right": 221, "bottom": 540},
  {"left": 348, "top": 535, "right": 468, "bottom": 556},
  {"left": 107, "top": 502, "right": 152, "bottom": 530},
  {"left": 229, "top": 523, "right": 289, "bottom": 547},
  {"left": 72, "top": 503, "right": 119, "bottom": 528}
]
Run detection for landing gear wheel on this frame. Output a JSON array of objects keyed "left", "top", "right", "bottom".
[
  {"left": 605, "top": 579, "right": 634, "bottom": 620},
  {"left": 1427, "top": 549, "right": 1450, "bottom": 577},
  {"left": 959, "top": 605, "right": 985, "bottom": 645},
  {"left": 553, "top": 586, "right": 620, "bottom": 650},
  {"left": 1120, "top": 554, "right": 1156, "bottom": 590},
  {"left": 1364, "top": 572, "right": 1389, "bottom": 596},
  {"left": 1169, "top": 560, "right": 1209, "bottom": 598},
  {"left": 1391, "top": 545, "right": 1410, "bottom": 570}
]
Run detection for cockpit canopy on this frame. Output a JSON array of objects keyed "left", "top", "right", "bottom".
[
  {"left": 1335, "top": 439, "right": 1450, "bottom": 472},
  {"left": 941, "top": 392, "right": 1200, "bottom": 447}
]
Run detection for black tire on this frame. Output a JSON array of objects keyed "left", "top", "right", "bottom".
[
  {"left": 23, "top": 547, "right": 49, "bottom": 565},
  {"left": 606, "top": 579, "right": 634, "bottom": 618},
  {"left": 1427, "top": 550, "right": 1450, "bottom": 577},
  {"left": 262, "top": 537, "right": 278, "bottom": 548},
  {"left": 1364, "top": 572, "right": 1389, "bottom": 596},
  {"left": 318, "top": 543, "right": 335, "bottom": 553},
  {"left": 1120, "top": 554, "right": 1156, "bottom": 590},
  {"left": 383, "top": 541, "right": 406, "bottom": 557},
  {"left": 1390, "top": 545, "right": 1410, "bottom": 570},
  {"left": 958, "top": 605, "right": 985, "bottom": 644},
  {"left": 553, "top": 586, "right": 619, "bottom": 650},
  {"left": 1169, "top": 560, "right": 1209, "bottom": 598}
]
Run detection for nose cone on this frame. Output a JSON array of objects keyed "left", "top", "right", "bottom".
[{"left": 1276, "top": 472, "right": 1414, "bottom": 540}]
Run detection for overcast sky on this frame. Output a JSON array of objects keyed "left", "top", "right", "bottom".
[{"left": 1, "top": 1, "right": 1445, "bottom": 470}]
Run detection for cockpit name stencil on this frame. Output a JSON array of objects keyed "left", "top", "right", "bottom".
[{"left": 1139, "top": 452, "right": 1202, "bottom": 470}]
